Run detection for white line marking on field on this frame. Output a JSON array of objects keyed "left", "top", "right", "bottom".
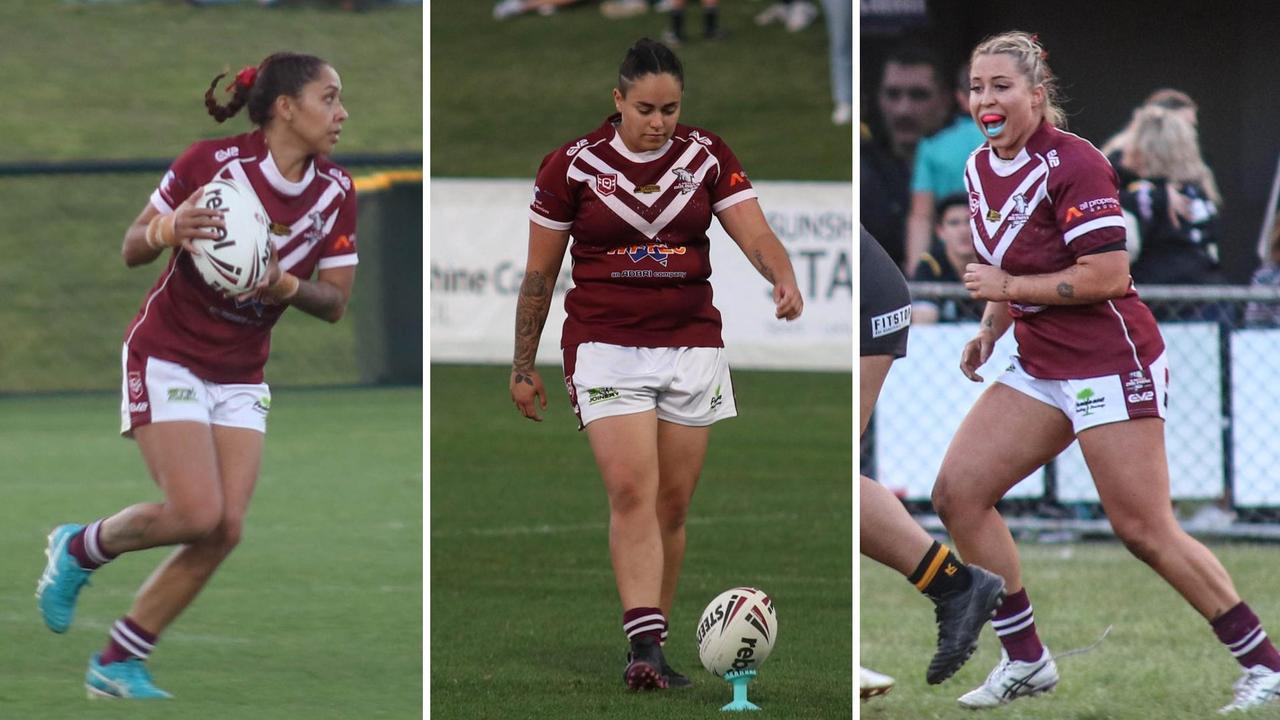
[{"left": 430, "top": 513, "right": 823, "bottom": 539}]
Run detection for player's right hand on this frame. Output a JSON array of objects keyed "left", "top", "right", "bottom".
[
  {"left": 171, "top": 187, "right": 226, "bottom": 254},
  {"left": 510, "top": 368, "right": 547, "bottom": 422},
  {"left": 959, "top": 331, "right": 995, "bottom": 382}
]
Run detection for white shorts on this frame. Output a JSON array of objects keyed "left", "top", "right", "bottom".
[
  {"left": 996, "top": 352, "right": 1169, "bottom": 434},
  {"left": 120, "top": 345, "right": 271, "bottom": 436},
  {"left": 563, "top": 343, "right": 737, "bottom": 428}
]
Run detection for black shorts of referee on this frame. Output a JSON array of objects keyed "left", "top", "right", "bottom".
[{"left": 860, "top": 225, "right": 911, "bottom": 359}]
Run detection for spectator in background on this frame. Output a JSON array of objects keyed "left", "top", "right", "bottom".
[
  {"left": 1245, "top": 220, "right": 1280, "bottom": 327},
  {"left": 903, "top": 62, "right": 987, "bottom": 274},
  {"left": 1102, "top": 88, "right": 1199, "bottom": 171},
  {"left": 911, "top": 193, "right": 980, "bottom": 324},
  {"left": 1113, "top": 105, "right": 1224, "bottom": 286},
  {"left": 494, "top": 0, "right": 590, "bottom": 20},
  {"left": 860, "top": 45, "right": 953, "bottom": 266},
  {"left": 661, "top": 0, "right": 724, "bottom": 45},
  {"left": 754, "top": 0, "right": 819, "bottom": 32},
  {"left": 820, "top": 0, "right": 851, "bottom": 125}
]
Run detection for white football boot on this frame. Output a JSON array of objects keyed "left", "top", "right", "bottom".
[
  {"left": 957, "top": 648, "right": 1058, "bottom": 709},
  {"left": 860, "top": 666, "right": 894, "bottom": 701},
  {"left": 1219, "top": 665, "right": 1280, "bottom": 713}
]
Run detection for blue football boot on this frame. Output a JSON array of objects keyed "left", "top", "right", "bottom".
[
  {"left": 85, "top": 654, "right": 173, "bottom": 699},
  {"left": 36, "top": 523, "right": 92, "bottom": 633}
]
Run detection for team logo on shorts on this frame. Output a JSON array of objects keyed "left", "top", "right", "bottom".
[
  {"left": 710, "top": 384, "right": 723, "bottom": 411},
  {"left": 128, "top": 372, "right": 144, "bottom": 399},
  {"left": 167, "top": 387, "right": 196, "bottom": 402},
  {"left": 252, "top": 396, "right": 272, "bottom": 415},
  {"left": 587, "top": 387, "right": 620, "bottom": 405},
  {"left": 596, "top": 174, "right": 617, "bottom": 196}
]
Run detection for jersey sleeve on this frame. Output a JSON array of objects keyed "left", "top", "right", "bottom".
[
  {"left": 317, "top": 176, "right": 358, "bottom": 271},
  {"left": 708, "top": 138, "right": 757, "bottom": 214},
  {"left": 150, "top": 142, "right": 210, "bottom": 214},
  {"left": 1050, "top": 145, "right": 1127, "bottom": 255},
  {"left": 529, "top": 147, "right": 576, "bottom": 232}
]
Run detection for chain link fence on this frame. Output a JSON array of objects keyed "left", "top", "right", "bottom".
[{"left": 864, "top": 282, "right": 1280, "bottom": 538}]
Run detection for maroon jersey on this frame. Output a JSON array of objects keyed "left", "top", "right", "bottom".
[
  {"left": 125, "top": 130, "right": 358, "bottom": 384},
  {"left": 530, "top": 114, "right": 757, "bottom": 349},
  {"left": 965, "top": 121, "right": 1164, "bottom": 379}
]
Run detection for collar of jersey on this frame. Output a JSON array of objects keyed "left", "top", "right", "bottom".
[
  {"left": 985, "top": 145, "right": 1032, "bottom": 177},
  {"left": 260, "top": 150, "right": 316, "bottom": 196},
  {"left": 608, "top": 129, "right": 673, "bottom": 164}
]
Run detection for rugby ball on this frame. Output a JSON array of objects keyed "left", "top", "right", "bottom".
[
  {"left": 696, "top": 587, "right": 777, "bottom": 676},
  {"left": 190, "top": 178, "right": 271, "bottom": 295}
]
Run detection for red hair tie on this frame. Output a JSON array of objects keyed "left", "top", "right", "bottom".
[{"left": 225, "top": 65, "right": 258, "bottom": 93}]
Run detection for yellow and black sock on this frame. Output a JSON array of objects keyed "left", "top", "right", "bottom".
[{"left": 906, "top": 541, "right": 972, "bottom": 598}]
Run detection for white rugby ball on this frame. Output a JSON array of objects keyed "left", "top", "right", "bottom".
[
  {"left": 696, "top": 587, "right": 777, "bottom": 676},
  {"left": 190, "top": 178, "right": 271, "bottom": 295}
]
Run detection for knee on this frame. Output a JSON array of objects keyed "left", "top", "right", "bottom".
[
  {"left": 607, "top": 479, "right": 653, "bottom": 517},
  {"left": 656, "top": 491, "right": 691, "bottom": 533},
  {"left": 202, "top": 515, "right": 245, "bottom": 555},
  {"left": 168, "top": 501, "right": 224, "bottom": 543},
  {"left": 931, "top": 466, "right": 990, "bottom": 524},
  {"left": 1111, "top": 516, "right": 1173, "bottom": 563}
]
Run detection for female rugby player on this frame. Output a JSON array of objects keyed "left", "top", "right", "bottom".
[
  {"left": 508, "top": 38, "right": 802, "bottom": 691},
  {"left": 932, "top": 31, "right": 1280, "bottom": 713},
  {"left": 37, "top": 52, "right": 357, "bottom": 699}
]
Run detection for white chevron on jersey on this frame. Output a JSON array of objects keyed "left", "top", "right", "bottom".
[
  {"left": 577, "top": 142, "right": 707, "bottom": 209},
  {"left": 566, "top": 153, "right": 716, "bottom": 240},
  {"left": 223, "top": 158, "right": 347, "bottom": 272},
  {"left": 968, "top": 152, "right": 1052, "bottom": 268},
  {"left": 967, "top": 153, "right": 1049, "bottom": 240}
]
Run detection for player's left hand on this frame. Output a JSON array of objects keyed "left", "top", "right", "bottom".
[
  {"left": 963, "top": 263, "right": 1011, "bottom": 302},
  {"left": 773, "top": 281, "right": 803, "bottom": 321}
]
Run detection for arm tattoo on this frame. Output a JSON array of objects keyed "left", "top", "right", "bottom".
[
  {"left": 513, "top": 270, "right": 552, "bottom": 373},
  {"left": 983, "top": 316, "right": 994, "bottom": 328},
  {"left": 752, "top": 249, "right": 776, "bottom": 284},
  {"left": 1056, "top": 282, "right": 1075, "bottom": 299}
]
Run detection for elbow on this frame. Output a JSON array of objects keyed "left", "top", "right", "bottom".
[{"left": 325, "top": 303, "right": 347, "bottom": 323}]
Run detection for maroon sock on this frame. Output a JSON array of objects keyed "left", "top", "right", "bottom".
[
  {"left": 991, "top": 588, "right": 1045, "bottom": 662},
  {"left": 100, "top": 617, "right": 158, "bottom": 665},
  {"left": 1212, "top": 601, "right": 1280, "bottom": 672},
  {"left": 68, "top": 519, "right": 117, "bottom": 571},
  {"left": 622, "top": 607, "right": 666, "bottom": 644}
]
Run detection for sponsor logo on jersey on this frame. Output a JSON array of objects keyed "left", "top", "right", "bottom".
[
  {"left": 234, "top": 295, "right": 268, "bottom": 318},
  {"left": 1077, "top": 197, "right": 1122, "bottom": 215},
  {"left": 1065, "top": 206, "right": 1084, "bottom": 222},
  {"left": 167, "top": 387, "right": 196, "bottom": 402},
  {"left": 870, "top": 304, "right": 911, "bottom": 338},
  {"left": 587, "top": 387, "right": 620, "bottom": 405},
  {"left": 986, "top": 208, "right": 1001, "bottom": 222},
  {"left": 673, "top": 167, "right": 699, "bottom": 194},
  {"left": 327, "top": 168, "right": 351, "bottom": 191},
  {"left": 269, "top": 221, "right": 291, "bottom": 236},
  {"left": 128, "top": 401, "right": 149, "bottom": 413},
  {"left": 566, "top": 139, "right": 590, "bottom": 157},
  {"left": 608, "top": 243, "right": 687, "bottom": 266},
  {"left": 688, "top": 130, "right": 713, "bottom": 147},
  {"left": 729, "top": 171, "right": 748, "bottom": 187},
  {"left": 1074, "top": 387, "right": 1104, "bottom": 416},
  {"left": 636, "top": 183, "right": 661, "bottom": 194},
  {"left": 214, "top": 146, "right": 240, "bottom": 163},
  {"left": 596, "top": 173, "right": 617, "bottom": 196},
  {"left": 1047, "top": 149, "right": 1060, "bottom": 168},
  {"left": 128, "top": 371, "right": 144, "bottom": 399},
  {"left": 332, "top": 234, "right": 354, "bottom": 252}
]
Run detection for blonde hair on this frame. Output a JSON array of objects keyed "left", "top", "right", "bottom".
[
  {"left": 970, "top": 31, "right": 1065, "bottom": 128},
  {"left": 1127, "top": 105, "right": 1221, "bottom": 205},
  {"left": 1101, "top": 87, "right": 1199, "bottom": 158}
]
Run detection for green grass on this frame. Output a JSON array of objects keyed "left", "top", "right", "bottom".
[
  {"left": 430, "top": 0, "right": 851, "bottom": 181},
  {"left": 0, "top": 0, "right": 421, "bottom": 393},
  {"left": 0, "top": 386, "right": 422, "bottom": 719},
  {"left": 430, "top": 363, "right": 852, "bottom": 719},
  {"left": 862, "top": 543, "right": 1280, "bottom": 719}
]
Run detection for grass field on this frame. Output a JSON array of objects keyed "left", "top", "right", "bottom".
[
  {"left": 0, "top": 0, "right": 421, "bottom": 393},
  {"left": 430, "top": 0, "right": 851, "bottom": 181},
  {"left": 0, "top": 386, "right": 422, "bottom": 719},
  {"left": 430, "top": 363, "right": 853, "bottom": 719},
  {"left": 862, "top": 543, "right": 1280, "bottom": 719}
]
